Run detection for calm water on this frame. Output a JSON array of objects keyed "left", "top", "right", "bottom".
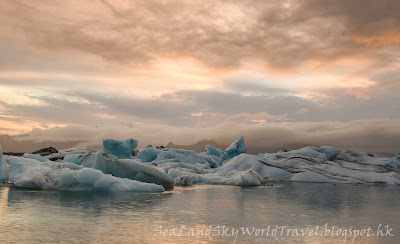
[{"left": 0, "top": 183, "right": 399, "bottom": 244}]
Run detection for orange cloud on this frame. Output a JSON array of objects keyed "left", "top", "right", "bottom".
[{"left": 351, "top": 31, "right": 400, "bottom": 47}]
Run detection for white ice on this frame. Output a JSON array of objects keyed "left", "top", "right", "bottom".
[
  {"left": 159, "top": 145, "right": 400, "bottom": 186},
  {"left": 1, "top": 137, "right": 400, "bottom": 192},
  {"left": 6, "top": 156, "right": 165, "bottom": 192},
  {"left": 80, "top": 152, "right": 175, "bottom": 189}
]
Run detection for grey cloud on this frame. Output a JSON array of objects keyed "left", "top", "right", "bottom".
[
  {"left": 1, "top": 0, "right": 399, "bottom": 70},
  {"left": 223, "top": 78, "right": 293, "bottom": 95},
  {"left": 1, "top": 88, "right": 399, "bottom": 129},
  {"left": 370, "top": 69, "right": 400, "bottom": 82},
  {"left": 173, "top": 90, "right": 315, "bottom": 116},
  {"left": 1, "top": 96, "right": 108, "bottom": 125},
  {"left": 295, "top": 0, "right": 400, "bottom": 37}
]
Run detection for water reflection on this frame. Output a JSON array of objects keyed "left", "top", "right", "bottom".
[
  {"left": 0, "top": 185, "right": 9, "bottom": 217},
  {"left": 0, "top": 183, "right": 399, "bottom": 243}
]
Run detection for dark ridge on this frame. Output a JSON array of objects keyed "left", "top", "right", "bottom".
[{"left": 166, "top": 140, "right": 225, "bottom": 152}]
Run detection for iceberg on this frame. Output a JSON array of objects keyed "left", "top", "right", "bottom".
[
  {"left": 80, "top": 152, "right": 175, "bottom": 189},
  {"left": 2, "top": 137, "right": 400, "bottom": 192},
  {"left": 160, "top": 146, "right": 400, "bottom": 186},
  {"left": 139, "top": 146, "right": 225, "bottom": 168},
  {"left": 23, "top": 153, "right": 49, "bottom": 162},
  {"left": 202, "top": 145, "right": 227, "bottom": 166},
  {"left": 137, "top": 147, "right": 161, "bottom": 162},
  {"left": 154, "top": 148, "right": 221, "bottom": 168},
  {"left": 62, "top": 153, "right": 83, "bottom": 165},
  {"left": 103, "top": 138, "right": 138, "bottom": 159},
  {"left": 225, "top": 136, "right": 246, "bottom": 159},
  {"left": 46, "top": 148, "right": 98, "bottom": 161},
  {"left": 219, "top": 147, "right": 400, "bottom": 184},
  {"left": 6, "top": 156, "right": 165, "bottom": 192},
  {"left": 0, "top": 145, "right": 9, "bottom": 182}
]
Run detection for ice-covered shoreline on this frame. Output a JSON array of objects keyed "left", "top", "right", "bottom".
[{"left": 1, "top": 137, "right": 399, "bottom": 192}]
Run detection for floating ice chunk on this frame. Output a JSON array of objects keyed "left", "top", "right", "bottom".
[
  {"left": 214, "top": 149, "right": 400, "bottom": 185},
  {"left": 79, "top": 152, "right": 116, "bottom": 173},
  {"left": 225, "top": 136, "right": 246, "bottom": 159},
  {"left": 23, "top": 153, "right": 49, "bottom": 162},
  {"left": 217, "top": 154, "right": 292, "bottom": 181},
  {"left": 103, "top": 138, "right": 138, "bottom": 159},
  {"left": 63, "top": 154, "right": 83, "bottom": 165},
  {"left": 389, "top": 154, "right": 400, "bottom": 171},
  {"left": 7, "top": 157, "right": 165, "bottom": 192},
  {"left": 160, "top": 161, "right": 209, "bottom": 174},
  {"left": 46, "top": 149, "right": 99, "bottom": 161},
  {"left": 79, "top": 152, "right": 174, "bottom": 189},
  {"left": 154, "top": 149, "right": 220, "bottom": 168},
  {"left": 0, "top": 145, "right": 9, "bottom": 182},
  {"left": 138, "top": 147, "right": 161, "bottom": 162},
  {"left": 167, "top": 168, "right": 195, "bottom": 179},
  {"left": 190, "top": 170, "right": 266, "bottom": 187},
  {"left": 174, "top": 175, "right": 195, "bottom": 186},
  {"left": 59, "top": 168, "right": 77, "bottom": 186},
  {"left": 272, "top": 146, "right": 333, "bottom": 163},
  {"left": 212, "top": 170, "right": 266, "bottom": 187},
  {"left": 319, "top": 146, "right": 341, "bottom": 160},
  {"left": 290, "top": 171, "right": 337, "bottom": 183},
  {"left": 205, "top": 145, "right": 226, "bottom": 160},
  {"left": 109, "top": 159, "right": 175, "bottom": 189},
  {"left": 76, "top": 168, "right": 104, "bottom": 185},
  {"left": 202, "top": 145, "right": 227, "bottom": 167}
]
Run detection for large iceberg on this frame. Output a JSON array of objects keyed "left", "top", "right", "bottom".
[
  {"left": 2, "top": 137, "right": 400, "bottom": 192},
  {"left": 157, "top": 145, "right": 400, "bottom": 186},
  {"left": 217, "top": 147, "right": 400, "bottom": 184},
  {"left": 6, "top": 156, "right": 164, "bottom": 192},
  {"left": 103, "top": 138, "right": 138, "bottom": 159}
]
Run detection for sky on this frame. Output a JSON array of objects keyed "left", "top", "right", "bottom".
[{"left": 0, "top": 0, "right": 399, "bottom": 154}]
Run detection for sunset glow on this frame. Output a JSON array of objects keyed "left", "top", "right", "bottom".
[{"left": 0, "top": 0, "right": 399, "bottom": 152}]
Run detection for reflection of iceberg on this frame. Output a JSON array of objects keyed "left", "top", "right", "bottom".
[
  {"left": 0, "top": 186, "right": 9, "bottom": 217},
  {"left": 1, "top": 137, "right": 400, "bottom": 192}
]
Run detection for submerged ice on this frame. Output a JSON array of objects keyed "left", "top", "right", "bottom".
[{"left": 1, "top": 136, "right": 400, "bottom": 192}]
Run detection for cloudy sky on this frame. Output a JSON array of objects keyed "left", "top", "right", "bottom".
[{"left": 0, "top": 0, "right": 399, "bottom": 153}]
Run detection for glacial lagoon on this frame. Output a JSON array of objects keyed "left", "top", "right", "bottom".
[{"left": 1, "top": 183, "right": 399, "bottom": 244}]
